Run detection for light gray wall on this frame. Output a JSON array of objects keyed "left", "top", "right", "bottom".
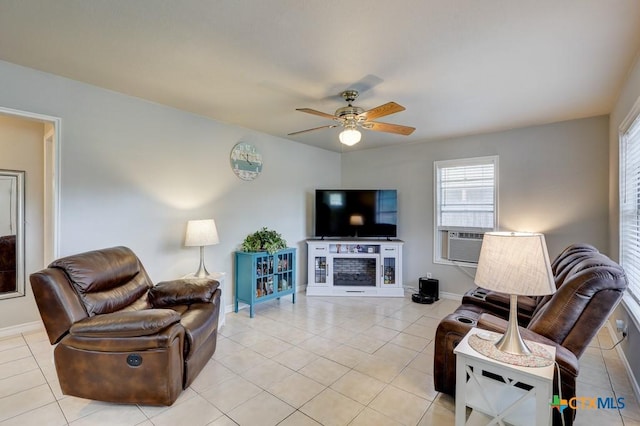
[
  {"left": 0, "top": 59, "right": 341, "bottom": 328},
  {"left": 0, "top": 57, "right": 616, "bottom": 332},
  {"left": 0, "top": 115, "right": 44, "bottom": 328},
  {"left": 342, "top": 116, "right": 610, "bottom": 295},
  {"left": 609, "top": 51, "right": 640, "bottom": 390}
]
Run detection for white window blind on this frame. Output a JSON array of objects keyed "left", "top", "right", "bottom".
[
  {"left": 436, "top": 157, "right": 497, "bottom": 229},
  {"left": 621, "top": 114, "right": 640, "bottom": 303}
]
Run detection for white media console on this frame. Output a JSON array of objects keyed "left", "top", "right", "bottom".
[{"left": 306, "top": 239, "right": 404, "bottom": 297}]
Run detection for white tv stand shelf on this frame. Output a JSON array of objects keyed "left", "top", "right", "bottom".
[{"left": 306, "top": 239, "right": 404, "bottom": 297}]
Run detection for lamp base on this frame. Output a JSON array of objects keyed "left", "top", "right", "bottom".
[
  {"left": 193, "top": 246, "right": 210, "bottom": 278},
  {"left": 495, "top": 294, "right": 531, "bottom": 356}
]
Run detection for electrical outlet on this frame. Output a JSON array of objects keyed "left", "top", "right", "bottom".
[
  {"left": 616, "top": 319, "right": 628, "bottom": 335},
  {"left": 426, "top": 272, "right": 433, "bottom": 279}
]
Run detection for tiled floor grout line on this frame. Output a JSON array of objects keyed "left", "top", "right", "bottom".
[
  {"left": 1, "top": 294, "right": 638, "bottom": 425},
  {"left": 214, "top": 300, "right": 438, "bottom": 425},
  {"left": 23, "top": 333, "right": 71, "bottom": 426},
  {"left": 0, "top": 335, "right": 47, "bottom": 423},
  {"left": 592, "top": 338, "right": 625, "bottom": 424},
  {"left": 599, "top": 338, "right": 635, "bottom": 425}
]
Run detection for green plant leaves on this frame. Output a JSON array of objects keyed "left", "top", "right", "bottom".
[{"left": 241, "top": 227, "right": 287, "bottom": 254}]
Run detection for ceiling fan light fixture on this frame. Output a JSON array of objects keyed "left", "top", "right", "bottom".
[
  {"left": 291, "top": 89, "right": 415, "bottom": 142},
  {"left": 339, "top": 127, "right": 361, "bottom": 146}
]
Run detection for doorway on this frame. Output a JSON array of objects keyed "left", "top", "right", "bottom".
[{"left": 0, "top": 106, "right": 60, "bottom": 267}]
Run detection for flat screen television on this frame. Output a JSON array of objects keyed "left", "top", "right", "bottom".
[{"left": 314, "top": 189, "right": 398, "bottom": 238}]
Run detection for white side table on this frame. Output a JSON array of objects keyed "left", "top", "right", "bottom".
[
  {"left": 454, "top": 327, "right": 555, "bottom": 426},
  {"left": 182, "top": 272, "right": 226, "bottom": 330}
]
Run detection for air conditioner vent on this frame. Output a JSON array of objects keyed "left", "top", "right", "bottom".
[{"left": 447, "top": 231, "right": 484, "bottom": 263}]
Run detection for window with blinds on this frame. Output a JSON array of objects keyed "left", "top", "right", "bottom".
[
  {"left": 620, "top": 113, "right": 640, "bottom": 304},
  {"left": 433, "top": 156, "right": 498, "bottom": 265},
  {"left": 435, "top": 156, "right": 498, "bottom": 230}
]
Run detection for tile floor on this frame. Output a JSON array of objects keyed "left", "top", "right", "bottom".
[{"left": 0, "top": 292, "right": 638, "bottom": 425}]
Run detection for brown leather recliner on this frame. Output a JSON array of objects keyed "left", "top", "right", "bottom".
[
  {"left": 30, "top": 246, "right": 221, "bottom": 406},
  {"left": 433, "top": 246, "right": 627, "bottom": 426}
]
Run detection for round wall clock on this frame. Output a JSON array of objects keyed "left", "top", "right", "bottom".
[{"left": 230, "top": 142, "right": 263, "bottom": 181}]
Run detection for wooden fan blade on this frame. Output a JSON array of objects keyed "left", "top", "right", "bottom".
[
  {"left": 358, "top": 102, "right": 405, "bottom": 121},
  {"left": 288, "top": 124, "right": 337, "bottom": 136},
  {"left": 296, "top": 108, "right": 337, "bottom": 120},
  {"left": 363, "top": 121, "right": 415, "bottom": 135}
]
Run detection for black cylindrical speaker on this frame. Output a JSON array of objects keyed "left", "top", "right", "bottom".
[{"left": 419, "top": 277, "right": 439, "bottom": 301}]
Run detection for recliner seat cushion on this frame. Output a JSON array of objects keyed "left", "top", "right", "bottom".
[
  {"left": 70, "top": 309, "right": 181, "bottom": 338},
  {"left": 61, "top": 323, "right": 184, "bottom": 353}
]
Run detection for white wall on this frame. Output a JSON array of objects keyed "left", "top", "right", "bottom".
[
  {"left": 343, "top": 116, "right": 610, "bottom": 295},
  {"left": 0, "top": 59, "right": 341, "bottom": 328},
  {"left": 0, "top": 57, "right": 613, "bottom": 329},
  {"left": 0, "top": 114, "right": 45, "bottom": 328}
]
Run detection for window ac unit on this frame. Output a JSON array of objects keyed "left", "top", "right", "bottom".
[{"left": 447, "top": 231, "right": 484, "bottom": 264}]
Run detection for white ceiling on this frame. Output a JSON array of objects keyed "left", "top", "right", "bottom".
[{"left": 1, "top": 1, "right": 639, "bottom": 152}]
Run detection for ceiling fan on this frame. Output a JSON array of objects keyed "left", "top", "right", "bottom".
[{"left": 288, "top": 90, "right": 415, "bottom": 146}]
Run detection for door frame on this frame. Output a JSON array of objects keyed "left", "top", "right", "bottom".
[{"left": 0, "top": 106, "right": 60, "bottom": 265}]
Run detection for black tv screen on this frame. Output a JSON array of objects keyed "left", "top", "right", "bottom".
[{"left": 315, "top": 189, "right": 398, "bottom": 238}]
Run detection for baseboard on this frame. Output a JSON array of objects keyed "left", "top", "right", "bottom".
[
  {"left": 0, "top": 320, "right": 43, "bottom": 339},
  {"left": 439, "top": 291, "right": 463, "bottom": 301},
  {"left": 605, "top": 321, "right": 640, "bottom": 403},
  {"left": 223, "top": 284, "right": 305, "bottom": 315}
]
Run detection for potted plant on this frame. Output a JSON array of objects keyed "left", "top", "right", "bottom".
[{"left": 241, "top": 227, "right": 287, "bottom": 254}]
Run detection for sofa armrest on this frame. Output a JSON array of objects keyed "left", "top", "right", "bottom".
[
  {"left": 477, "top": 313, "right": 579, "bottom": 377},
  {"left": 476, "top": 312, "right": 514, "bottom": 334},
  {"left": 462, "top": 288, "right": 539, "bottom": 325},
  {"left": 70, "top": 309, "right": 181, "bottom": 338},
  {"left": 149, "top": 278, "right": 220, "bottom": 308}
]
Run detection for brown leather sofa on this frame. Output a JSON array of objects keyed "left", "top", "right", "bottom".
[
  {"left": 433, "top": 245, "right": 627, "bottom": 426},
  {"left": 461, "top": 243, "right": 599, "bottom": 325},
  {"left": 30, "top": 246, "right": 221, "bottom": 406}
]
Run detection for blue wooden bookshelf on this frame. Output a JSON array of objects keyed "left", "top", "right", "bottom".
[{"left": 234, "top": 248, "right": 296, "bottom": 318}]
